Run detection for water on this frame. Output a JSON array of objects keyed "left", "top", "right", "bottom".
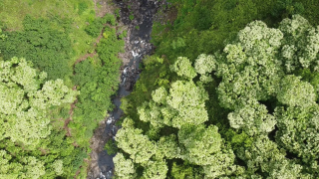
[{"left": 87, "top": 0, "right": 164, "bottom": 178}]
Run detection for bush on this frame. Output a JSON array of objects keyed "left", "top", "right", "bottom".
[
  {"left": 271, "top": 0, "right": 305, "bottom": 18},
  {"left": 84, "top": 18, "right": 104, "bottom": 37},
  {"left": 104, "top": 140, "right": 118, "bottom": 155},
  {"left": 85, "top": 14, "right": 117, "bottom": 37},
  {"left": 78, "top": 2, "right": 88, "bottom": 15},
  {"left": 70, "top": 23, "right": 124, "bottom": 148},
  {"left": 0, "top": 15, "right": 72, "bottom": 80}
]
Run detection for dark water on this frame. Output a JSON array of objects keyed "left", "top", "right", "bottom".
[{"left": 92, "top": 0, "right": 163, "bottom": 178}]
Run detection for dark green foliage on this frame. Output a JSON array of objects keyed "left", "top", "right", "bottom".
[
  {"left": 0, "top": 15, "right": 72, "bottom": 80},
  {"left": 120, "top": 55, "right": 174, "bottom": 123},
  {"left": 191, "top": 4, "right": 213, "bottom": 30},
  {"left": 271, "top": 0, "right": 304, "bottom": 18},
  {"left": 70, "top": 25, "right": 124, "bottom": 147},
  {"left": 152, "top": 0, "right": 276, "bottom": 61},
  {"left": 104, "top": 13, "right": 116, "bottom": 26},
  {"left": 0, "top": 130, "right": 87, "bottom": 178},
  {"left": 72, "top": 59, "right": 97, "bottom": 86},
  {"left": 0, "top": 1, "right": 121, "bottom": 178},
  {"left": 104, "top": 140, "right": 118, "bottom": 155},
  {"left": 295, "top": 68, "right": 319, "bottom": 99},
  {"left": 129, "top": 14, "right": 134, "bottom": 20},
  {"left": 118, "top": 30, "right": 127, "bottom": 39},
  {"left": 170, "top": 162, "right": 197, "bottom": 179},
  {"left": 85, "top": 14, "right": 117, "bottom": 37},
  {"left": 115, "top": 8, "right": 120, "bottom": 18},
  {"left": 85, "top": 18, "right": 104, "bottom": 37},
  {"left": 78, "top": 2, "right": 88, "bottom": 15}
]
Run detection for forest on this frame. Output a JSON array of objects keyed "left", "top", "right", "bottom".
[
  {"left": 1, "top": 0, "right": 319, "bottom": 178},
  {"left": 0, "top": 0, "right": 124, "bottom": 178},
  {"left": 114, "top": 0, "right": 319, "bottom": 178}
]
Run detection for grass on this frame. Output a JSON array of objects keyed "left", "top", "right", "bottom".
[{"left": 129, "top": 14, "right": 134, "bottom": 20}]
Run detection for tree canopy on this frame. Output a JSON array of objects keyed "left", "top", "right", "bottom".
[
  {"left": 0, "top": 57, "right": 80, "bottom": 178},
  {"left": 0, "top": 57, "right": 78, "bottom": 147},
  {"left": 114, "top": 15, "right": 319, "bottom": 178}
]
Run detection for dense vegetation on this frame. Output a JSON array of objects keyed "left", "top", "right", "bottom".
[
  {"left": 4, "top": 0, "right": 319, "bottom": 178},
  {"left": 113, "top": 0, "right": 319, "bottom": 178},
  {"left": 0, "top": 15, "right": 73, "bottom": 80},
  {"left": 70, "top": 23, "right": 124, "bottom": 147},
  {"left": 0, "top": 0, "right": 125, "bottom": 178}
]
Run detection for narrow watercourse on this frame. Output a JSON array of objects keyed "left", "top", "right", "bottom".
[{"left": 87, "top": 0, "right": 166, "bottom": 178}]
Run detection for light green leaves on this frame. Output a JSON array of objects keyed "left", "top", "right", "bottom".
[
  {"left": 240, "top": 136, "right": 305, "bottom": 179},
  {"left": 115, "top": 15, "right": 319, "bottom": 178},
  {"left": 279, "top": 15, "right": 319, "bottom": 71},
  {"left": 52, "top": 160, "right": 64, "bottom": 176},
  {"left": 275, "top": 105, "right": 319, "bottom": 162},
  {"left": 167, "top": 80, "right": 208, "bottom": 128},
  {"left": 156, "top": 135, "right": 180, "bottom": 159},
  {"left": 29, "top": 79, "right": 78, "bottom": 110},
  {"left": 138, "top": 80, "right": 209, "bottom": 129},
  {"left": 151, "top": 86, "right": 167, "bottom": 104},
  {"left": 277, "top": 75, "right": 316, "bottom": 107},
  {"left": 142, "top": 160, "right": 168, "bottom": 179},
  {"left": 194, "top": 54, "right": 216, "bottom": 83},
  {"left": 228, "top": 100, "right": 276, "bottom": 136},
  {"left": 170, "top": 57, "right": 197, "bottom": 79},
  {"left": 0, "top": 150, "right": 45, "bottom": 179},
  {"left": 115, "top": 118, "right": 156, "bottom": 163},
  {"left": 178, "top": 124, "right": 222, "bottom": 165},
  {"left": 0, "top": 84, "right": 25, "bottom": 115},
  {"left": 0, "top": 57, "right": 78, "bottom": 147},
  {"left": 195, "top": 54, "right": 216, "bottom": 75},
  {"left": 216, "top": 20, "right": 284, "bottom": 110},
  {"left": 203, "top": 150, "right": 243, "bottom": 178},
  {"left": 238, "top": 20, "right": 283, "bottom": 54},
  {"left": 113, "top": 153, "right": 136, "bottom": 179}
]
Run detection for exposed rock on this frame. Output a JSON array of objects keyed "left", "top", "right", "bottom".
[{"left": 87, "top": 0, "right": 164, "bottom": 178}]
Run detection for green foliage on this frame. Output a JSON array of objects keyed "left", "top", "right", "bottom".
[
  {"left": 118, "top": 30, "right": 128, "bottom": 39},
  {"left": 70, "top": 21, "right": 124, "bottom": 147},
  {"left": 85, "top": 14, "right": 117, "bottom": 37},
  {"left": 113, "top": 153, "right": 136, "bottom": 179},
  {"left": 271, "top": 0, "right": 305, "bottom": 18},
  {"left": 115, "top": 118, "right": 156, "bottom": 163},
  {"left": 78, "top": 2, "right": 88, "bottom": 15},
  {"left": 142, "top": 160, "right": 168, "bottom": 179},
  {"left": 277, "top": 75, "right": 316, "bottom": 107},
  {"left": 178, "top": 124, "right": 222, "bottom": 165},
  {"left": 215, "top": 20, "right": 284, "bottom": 109},
  {"left": 0, "top": 15, "right": 73, "bottom": 80},
  {"left": 170, "top": 57, "right": 197, "bottom": 79},
  {"left": 0, "top": 1, "right": 121, "bottom": 178},
  {"left": 275, "top": 105, "right": 319, "bottom": 163},
  {"left": 228, "top": 100, "right": 276, "bottom": 136},
  {"left": 171, "top": 37, "right": 186, "bottom": 50},
  {"left": 115, "top": 61, "right": 241, "bottom": 178},
  {"left": 104, "top": 13, "right": 117, "bottom": 26},
  {"left": 151, "top": 0, "right": 276, "bottom": 61},
  {"left": 85, "top": 18, "right": 104, "bottom": 37},
  {"left": 129, "top": 14, "right": 134, "bottom": 21},
  {"left": 104, "top": 140, "right": 118, "bottom": 155},
  {"left": 0, "top": 57, "right": 78, "bottom": 147},
  {"left": 0, "top": 57, "right": 81, "bottom": 178},
  {"left": 117, "top": 13, "right": 319, "bottom": 178},
  {"left": 137, "top": 80, "right": 209, "bottom": 129},
  {"left": 115, "top": 8, "right": 120, "bottom": 18},
  {"left": 171, "top": 162, "right": 196, "bottom": 179}
]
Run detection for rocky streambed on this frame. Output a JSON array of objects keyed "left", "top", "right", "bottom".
[{"left": 87, "top": 0, "right": 166, "bottom": 178}]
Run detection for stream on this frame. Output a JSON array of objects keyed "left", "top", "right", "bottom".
[{"left": 87, "top": 0, "right": 165, "bottom": 178}]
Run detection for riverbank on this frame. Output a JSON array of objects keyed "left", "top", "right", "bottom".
[{"left": 86, "top": 0, "right": 165, "bottom": 178}]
